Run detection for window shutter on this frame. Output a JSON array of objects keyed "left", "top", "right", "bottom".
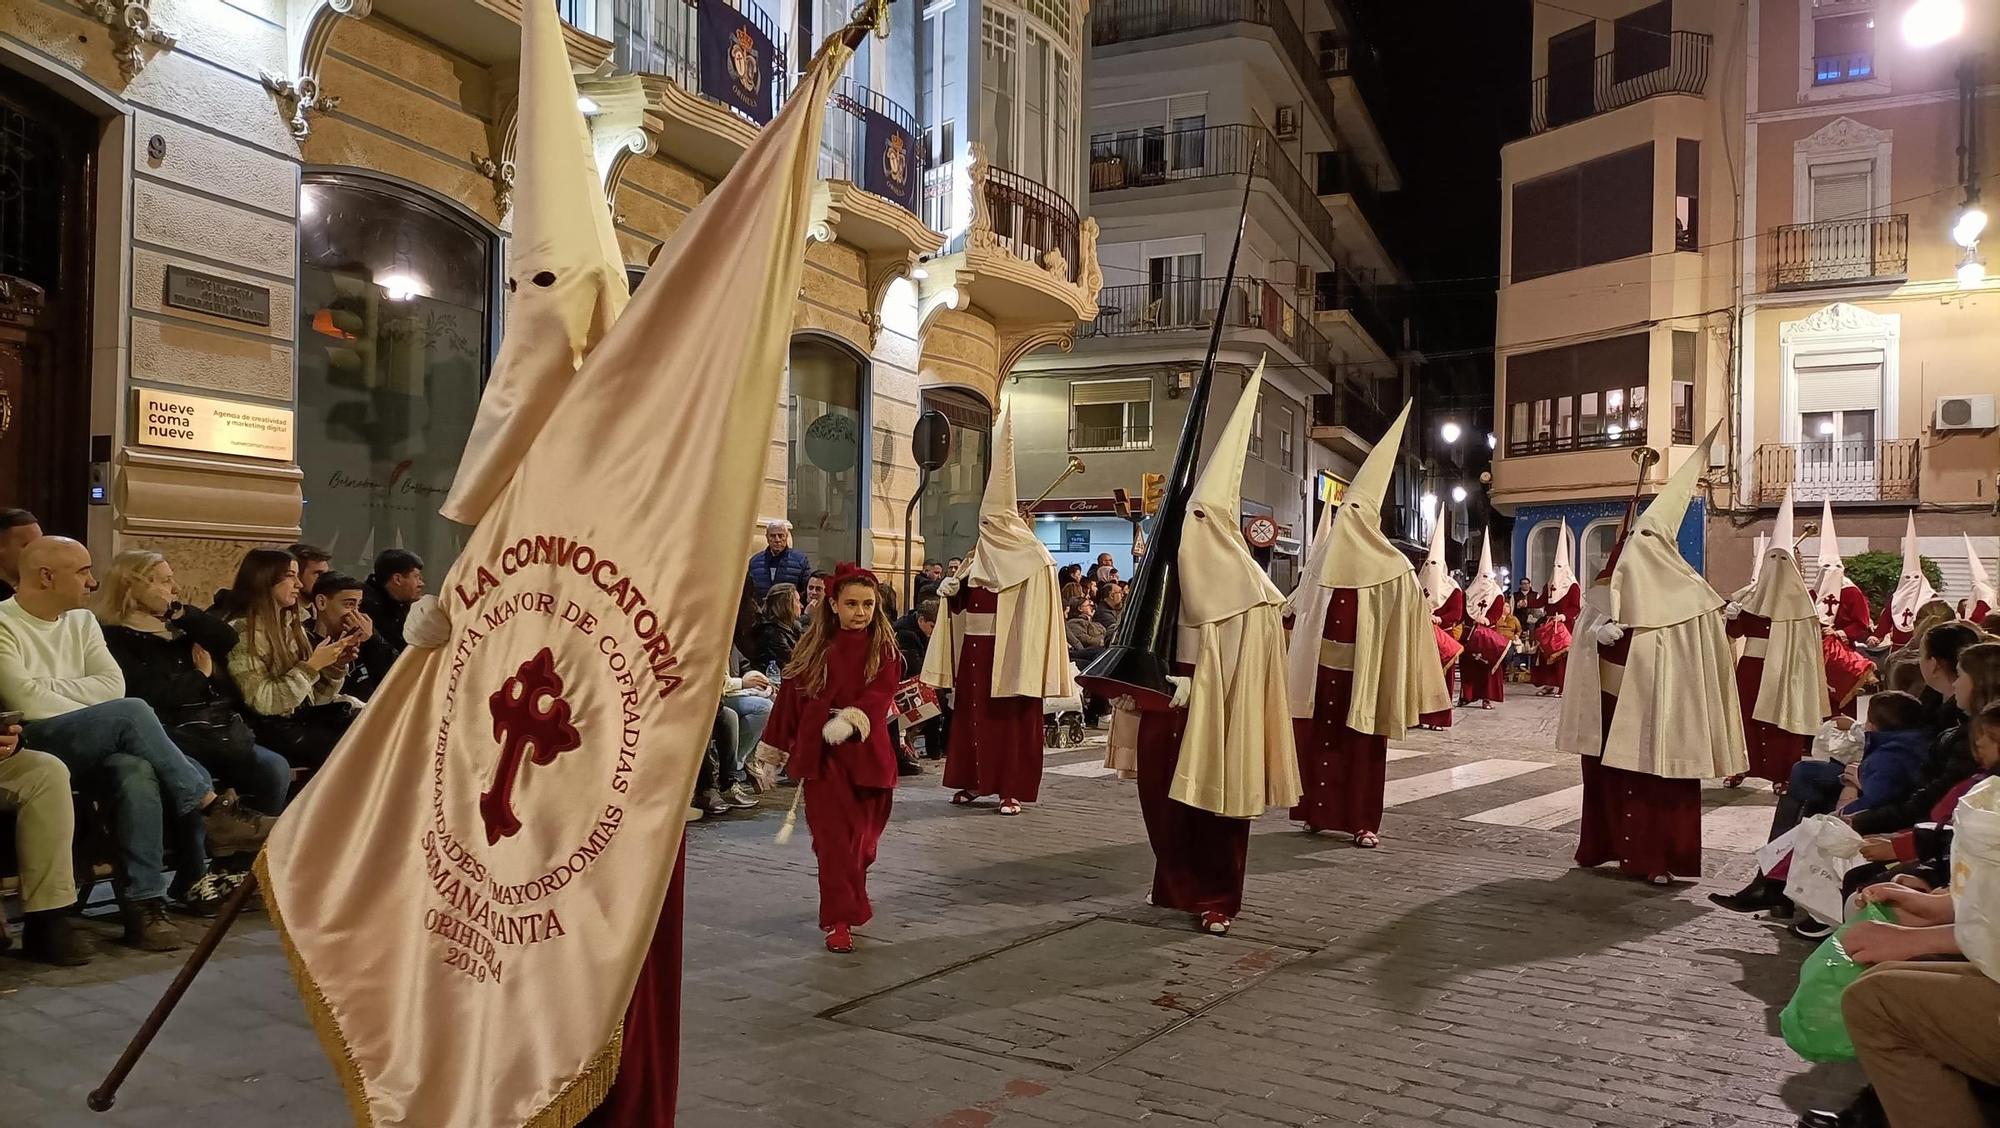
[
  {"left": 1167, "top": 93, "right": 1207, "bottom": 120},
  {"left": 1811, "top": 167, "right": 1872, "bottom": 220},
  {"left": 1672, "top": 330, "right": 1696, "bottom": 382},
  {"left": 1072, "top": 378, "right": 1151, "bottom": 406},
  {"left": 1795, "top": 363, "right": 1882, "bottom": 413}
]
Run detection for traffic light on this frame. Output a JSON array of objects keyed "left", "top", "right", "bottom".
[{"left": 1141, "top": 472, "right": 1166, "bottom": 514}]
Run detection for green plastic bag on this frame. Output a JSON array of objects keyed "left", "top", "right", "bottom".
[{"left": 1780, "top": 903, "right": 1896, "bottom": 1062}]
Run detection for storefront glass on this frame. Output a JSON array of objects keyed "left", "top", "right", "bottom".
[
  {"left": 787, "top": 336, "right": 867, "bottom": 570},
  {"left": 295, "top": 177, "right": 494, "bottom": 579},
  {"left": 917, "top": 387, "right": 992, "bottom": 568}
]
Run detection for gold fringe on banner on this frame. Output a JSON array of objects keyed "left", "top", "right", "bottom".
[{"left": 256, "top": 853, "right": 625, "bottom": 1128}]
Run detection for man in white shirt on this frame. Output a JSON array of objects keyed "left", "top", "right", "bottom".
[{"left": 0, "top": 536, "right": 270, "bottom": 950}]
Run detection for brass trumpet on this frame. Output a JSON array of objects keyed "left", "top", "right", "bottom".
[
  {"left": 1793, "top": 521, "right": 1820, "bottom": 554},
  {"left": 1024, "top": 456, "right": 1086, "bottom": 511}
]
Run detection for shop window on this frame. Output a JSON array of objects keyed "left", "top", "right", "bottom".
[
  {"left": 917, "top": 387, "right": 993, "bottom": 569},
  {"left": 296, "top": 175, "right": 496, "bottom": 579},
  {"left": 1581, "top": 518, "right": 1622, "bottom": 582},
  {"left": 787, "top": 336, "right": 868, "bottom": 570}
]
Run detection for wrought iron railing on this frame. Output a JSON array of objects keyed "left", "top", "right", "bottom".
[
  {"left": 600, "top": 0, "right": 791, "bottom": 128},
  {"left": 1771, "top": 215, "right": 1909, "bottom": 290},
  {"left": 983, "top": 166, "right": 1082, "bottom": 284},
  {"left": 1070, "top": 424, "right": 1156, "bottom": 452},
  {"left": 1319, "top": 37, "right": 1391, "bottom": 120},
  {"left": 819, "top": 79, "right": 925, "bottom": 217},
  {"left": 1315, "top": 260, "right": 1401, "bottom": 356},
  {"left": 1090, "top": 0, "right": 1337, "bottom": 134},
  {"left": 1310, "top": 386, "right": 1389, "bottom": 445},
  {"left": 1529, "top": 30, "right": 1710, "bottom": 134},
  {"left": 1755, "top": 439, "right": 1919, "bottom": 504},
  {"left": 1506, "top": 427, "right": 1648, "bottom": 458}
]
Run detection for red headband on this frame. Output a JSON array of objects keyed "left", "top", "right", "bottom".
[{"left": 829, "top": 562, "right": 879, "bottom": 590}]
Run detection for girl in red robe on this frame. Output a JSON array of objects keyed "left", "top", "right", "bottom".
[
  {"left": 763, "top": 564, "right": 903, "bottom": 953},
  {"left": 1531, "top": 583, "right": 1580, "bottom": 695}
]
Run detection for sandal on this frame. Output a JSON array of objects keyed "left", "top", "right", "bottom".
[
  {"left": 1723, "top": 773, "right": 1747, "bottom": 789},
  {"left": 1197, "top": 911, "right": 1231, "bottom": 935},
  {"left": 824, "top": 924, "right": 854, "bottom": 953},
  {"left": 997, "top": 799, "right": 1022, "bottom": 816},
  {"left": 1355, "top": 831, "right": 1381, "bottom": 849},
  {"left": 950, "top": 790, "right": 977, "bottom": 806}
]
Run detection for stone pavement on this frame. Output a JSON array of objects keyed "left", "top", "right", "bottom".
[{"left": 0, "top": 694, "right": 1862, "bottom": 1127}]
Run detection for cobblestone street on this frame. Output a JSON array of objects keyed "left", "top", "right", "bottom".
[{"left": 1, "top": 695, "right": 1861, "bottom": 1127}]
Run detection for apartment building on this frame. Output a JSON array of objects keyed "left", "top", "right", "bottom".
[
  {"left": 0, "top": 0, "right": 1098, "bottom": 596},
  {"left": 1010, "top": 0, "right": 1414, "bottom": 587},
  {"left": 1492, "top": 0, "right": 1998, "bottom": 600}
]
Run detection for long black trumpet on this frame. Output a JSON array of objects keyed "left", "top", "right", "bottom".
[{"left": 1076, "top": 152, "right": 1258, "bottom": 711}]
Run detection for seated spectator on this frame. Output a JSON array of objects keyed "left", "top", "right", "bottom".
[
  {"left": 225, "top": 548, "right": 360, "bottom": 770},
  {"left": 915, "top": 561, "right": 945, "bottom": 602},
  {"left": 1095, "top": 583, "right": 1125, "bottom": 631},
  {"left": 894, "top": 599, "right": 940, "bottom": 764},
  {"left": 0, "top": 507, "right": 41, "bottom": 602},
  {"left": 1058, "top": 564, "right": 1083, "bottom": 590},
  {"left": 308, "top": 573, "right": 383, "bottom": 702},
  {"left": 1712, "top": 621, "right": 1984, "bottom": 916},
  {"left": 1066, "top": 598, "right": 1106, "bottom": 653},
  {"left": 0, "top": 717, "right": 89, "bottom": 964},
  {"left": 806, "top": 571, "right": 829, "bottom": 617},
  {"left": 877, "top": 580, "right": 901, "bottom": 625},
  {"left": 1982, "top": 611, "right": 1999, "bottom": 636},
  {"left": 751, "top": 583, "right": 804, "bottom": 679},
  {"left": 95, "top": 550, "right": 292, "bottom": 817},
  {"left": 747, "top": 519, "right": 812, "bottom": 601},
  {"left": 1060, "top": 581, "right": 1083, "bottom": 608},
  {"left": 1830, "top": 690, "right": 1932, "bottom": 816},
  {"left": 290, "top": 543, "right": 332, "bottom": 596},
  {"left": 1795, "top": 882, "right": 1998, "bottom": 1127},
  {"left": 0, "top": 536, "right": 269, "bottom": 949},
  {"left": 359, "top": 547, "right": 423, "bottom": 673},
  {"left": 705, "top": 660, "right": 775, "bottom": 807}
]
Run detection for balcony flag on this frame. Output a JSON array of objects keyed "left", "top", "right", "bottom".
[
  {"left": 254, "top": 0, "right": 877, "bottom": 1123},
  {"left": 699, "top": 0, "right": 779, "bottom": 124},
  {"left": 862, "top": 103, "right": 921, "bottom": 212}
]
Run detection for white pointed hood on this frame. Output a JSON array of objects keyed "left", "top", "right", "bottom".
[
  {"left": 1182, "top": 360, "right": 1284, "bottom": 625},
  {"left": 1545, "top": 521, "right": 1578, "bottom": 605},
  {"left": 1887, "top": 511, "right": 1939, "bottom": 627},
  {"left": 1742, "top": 486, "right": 1815, "bottom": 623},
  {"left": 1315, "top": 400, "right": 1415, "bottom": 591},
  {"left": 1607, "top": 422, "right": 1724, "bottom": 629},
  {"left": 1285, "top": 497, "right": 1339, "bottom": 620},
  {"left": 440, "top": 0, "right": 630, "bottom": 525},
  {"left": 1814, "top": 497, "right": 1855, "bottom": 623},
  {"left": 1967, "top": 534, "right": 1997, "bottom": 611},
  {"left": 1416, "top": 496, "right": 1455, "bottom": 610},
  {"left": 1748, "top": 533, "right": 1770, "bottom": 587},
  {"left": 1465, "top": 527, "right": 1503, "bottom": 619},
  {"left": 966, "top": 399, "right": 1058, "bottom": 592}
]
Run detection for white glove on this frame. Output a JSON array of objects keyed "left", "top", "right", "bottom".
[
  {"left": 402, "top": 594, "right": 451, "bottom": 649},
  {"left": 1722, "top": 602, "right": 1743, "bottom": 621},
  {"left": 938, "top": 577, "right": 962, "bottom": 598},
  {"left": 822, "top": 714, "right": 857, "bottom": 744},
  {"left": 1594, "top": 621, "right": 1626, "bottom": 646},
  {"left": 1167, "top": 676, "right": 1192, "bottom": 709}
]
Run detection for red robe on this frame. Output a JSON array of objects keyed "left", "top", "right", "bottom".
[
  {"left": 1421, "top": 588, "right": 1466, "bottom": 727},
  {"left": 1971, "top": 600, "right": 1993, "bottom": 624},
  {"left": 1819, "top": 583, "right": 1874, "bottom": 719},
  {"left": 765, "top": 629, "right": 902, "bottom": 930},
  {"left": 1460, "top": 596, "right": 1509, "bottom": 705},
  {"left": 587, "top": 848, "right": 684, "bottom": 1128},
  {"left": 1874, "top": 602, "right": 1923, "bottom": 648},
  {"left": 1290, "top": 588, "right": 1389, "bottom": 835},
  {"left": 1135, "top": 659, "right": 1250, "bottom": 917},
  {"left": 1574, "top": 627, "right": 1702, "bottom": 880},
  {"left": 1726, "top": 611, "right": 1812, "bottom": 785},
  {"left": 940, "top": 584, "right": 1045, "bottom": 802},
  {"left": 1531, "top": 585, "right": 1581, "bottom": 691}
]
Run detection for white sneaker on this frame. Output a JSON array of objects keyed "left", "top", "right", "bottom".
[
  {"left": 724, "top": 783, "right": 758, "bottom": 809},
  {"left": 701, "top": 788, "right": 731, "bottom": 815}
]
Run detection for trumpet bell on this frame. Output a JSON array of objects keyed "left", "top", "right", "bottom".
[{"left": 1630, "top": 446, "right": 1662, "bottom": 468}]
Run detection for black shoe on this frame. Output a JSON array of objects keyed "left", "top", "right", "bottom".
[
  {"left": 22, "top": 910, "right": 92, "bottom": 966},
  {"left": 1708, "top": 875, "right": 1791, "bottom": 914},
  {"left": 120, "top": 898, "right": 185, "bottom": 952},
  {"left": 1792, "top": 917, "right": 1836, "bottom": 941},
  {"left": 173, "top": 870, "right": 242, "bottom": 918},
  {"left": 203, "top": 789, "right": 276, "bottom": 857},
  {"left": 1799, "top": 1088, "right": 1885, "bottom": 1127},
  {"left": 897, "top": 757, "right": 923, "bottom": 777}
]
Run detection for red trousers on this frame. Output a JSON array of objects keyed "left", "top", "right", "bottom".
[
  {"left": 804, "top": 753, "right": 894, "bottom": 930},
  {"left": 586, "top": 847, "right": 684, "bottom": 1127},
  {"left": 1575, "top": 754, "right": 1702, "bottom": 879},
  {"left": 1135, "top": 706, "right": 1249, "bottom": 916}
]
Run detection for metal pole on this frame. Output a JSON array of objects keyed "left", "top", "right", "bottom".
[{"left": 903, "top": 465, "right": 933, "bottom": 608}]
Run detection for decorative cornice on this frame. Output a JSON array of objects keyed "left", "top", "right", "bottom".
[
  {"left": 1779, "top": 300, "right": 1899, "bottom": 342},
  {"left": 77, "top": 0, "right": 176, "bottom": 81},
  {"left": 263, "top": 0, "right": 373, "bottom": 140},
  {"left": 472, "top": 153, "right": 517, "bottom": 220},
  {"left": 1000, "top": 327, "right": 1075, "bottom": 373},
  {"left": 1796, "top": 115, "right": 1893, "bottom": 154}
]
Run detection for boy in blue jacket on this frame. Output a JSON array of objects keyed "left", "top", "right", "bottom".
[{"left": 1834, "top": 690, "right": 1931, "bottom": 815}]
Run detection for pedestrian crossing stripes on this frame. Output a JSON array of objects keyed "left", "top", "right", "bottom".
[
  {"left": 1382, "top": 760, "right": 1551, "bottom": 807},
  {"left": 1463, "top": 784, "right": 1586, "bottom": 830}
]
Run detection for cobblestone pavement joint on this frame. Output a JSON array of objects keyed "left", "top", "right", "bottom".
[{"left": 0, "top": 695, "right": 1860, "bottom": 1126}]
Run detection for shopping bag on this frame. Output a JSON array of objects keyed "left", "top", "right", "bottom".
[
  {"left": 1756, "top": 823, "right": 1804, "bottom": 877},
  {"left": 1780, "top": 903, "right": 1896, "bottom": 1063},
  {"left": 894, "top": 677, "right": 941, "bottom": 727},
  {"left": 1952, "top": 777, "right": 2000, "bottom": 979},
  {"left": 1809, "top": 718, "right": 1864, "bottom": 764},
  {"left": 1782, "top": 814, "right": 1866, "bottom": 925}
]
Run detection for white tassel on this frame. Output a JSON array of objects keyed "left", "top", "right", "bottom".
[{"left": 774, "top": 784, "right": 803, "bottom": 845}]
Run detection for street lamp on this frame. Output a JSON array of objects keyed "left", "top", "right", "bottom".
[
  {"left": 1420, "top": 490, "right": 1439, "bottom": 517},
  {"left": 1450, "top": 485, "right": 1468, "bottom": 504},
  {"left": 1953, "top": 205, "right": 1988, "bottom": 248},
  {"left": 1439, "top": 421, "right": 1462, "bottom": 445},
  {"left": 1957, "top": 247, "right": 1987, "bottom": 288},
  {"left": 1486, "top": 432, "right": 1497, "bottom": 450},
  {"left": 1903, "top": 0, "right": 1965, "bottom": 46}
]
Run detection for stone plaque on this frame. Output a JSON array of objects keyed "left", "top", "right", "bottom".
[
  {"left": 135, "top": 388, "right": 294, "bottom": 461},
  {"left": 163, "top": 265, "right": 272, "bottom": 326}
]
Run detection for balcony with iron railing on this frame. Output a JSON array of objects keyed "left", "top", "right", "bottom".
[
  {"left": 1315, "top": 260, "right": 1400, "bottom": 358},
  {"left": 1770, "top": 214, "right": 1909, "bottom": 291},
  {"left": 1091, "top": 0, "right": 1338, "bottom": 138},
  {"left": 1755, "top": 439, "right": 1920, "bottom": 504},
  {"left": 920, "top": 147, "right": 1098, "bottom": 324},
  {"left": 818, "top": 79, "right": 927, "bottom": 219},
  {"left": 1309, "top": 384, "right": 1391, "bottom": 459},
  {"left": 1070, "top": 424, "right": 1157, "bottom": 452},
  {"left": 1528, "top": 30, "right": 1711, "bottom": 134}
]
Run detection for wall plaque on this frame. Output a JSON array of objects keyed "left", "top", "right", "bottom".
[
  {"left": 135, "top": 388, "right": 295, "bottom": 461},
  {"left": 163, "top": 265, "right": 272, "bottom": 326}
]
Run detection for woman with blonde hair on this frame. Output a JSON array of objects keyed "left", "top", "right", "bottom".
[
  {"left": 224, "top": 547, "right": 364, "bottom": 770},
  {"left": 94, "top": 550, "right": 293, "bottom": 816}
]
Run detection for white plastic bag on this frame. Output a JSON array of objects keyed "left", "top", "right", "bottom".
[
  {"left": 1782, "top": 814, "right": 1866, "bottom": 925},
  {"left": 1810, "top": 718, "right": 1864, "bottom": 764},
  {"left": 1951, "top": 777, "right": 2000, "bottom": 979},
  {"left": 1756, "top": 822, "right": 1804, "bottom": 877}
]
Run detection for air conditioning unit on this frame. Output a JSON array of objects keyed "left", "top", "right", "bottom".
[
  {"left": 1936, "top": 394, "right": 1998, "bottom": 432},
  {"left": 1274, "top": 106, "right": 1299, "bottom": 140}
]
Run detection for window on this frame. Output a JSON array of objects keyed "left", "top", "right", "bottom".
[
  {"left": 918, "top": 387, "right": 993, "bottom": 566},
  {"left": 1278, "top": 405, "right": 1296, "bottom": 470},
  {"left": 1071, "top": 378, "right": 1153, "bottom": 451},
  {"left": 1671, "top": 329, "right": 1697, "bottom": 443},
  {"left": 1813, "top": 11, "right": 1875, "bottom": 85},
  {"left": 788, "top": 336, "right": 868, "bottom": 568},
  {"left": 1612, "top": 1, "right": 1672, "bottom": 84},
  {"left": 1511, "top": 144, "right": 1655, "bottom": 281},
  {"left": 1504, "top": 332, "right": 1649, "bottom": 456},
  {"left": 1675, "top": 139, "right": 1699, "bottom": 251},
  {"left": 981, "top": 1, "right": 1079, "bottom": 203},
  {"left": 1248, "top": 391, "right": 1265, "bottom": 460},
  {"left": 1581, "top": 519, "right": 1622, "bottom": 583},
  {"left": 1146, "top": 250, "right": 1204, "bottom": 326},
  {"left": 1526, "top": 522, "right": 1564, "bottom": 589},
  {"left": 296, "top": 176, "right": 496, "bottom": 580},
  {"left": 1810, "top": 159, "right": 1873, "bottom": 221},
  {"left": 1544, "top": 22, "right": 1595, "bottom": 129}
]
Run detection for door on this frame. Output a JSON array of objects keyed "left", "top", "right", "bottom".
[
  {"left": 1807, "top": 161, "right": 1873, "bottom": 282},
  {"left": 1545, "top": 24, "right": 1596, "bottom": 128},
  {"left": 1799, "top": 407, "right": 1879, "bottom": 501},
  {"left": 0, "top": 70, "right": 96, "bottom": 541}
]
